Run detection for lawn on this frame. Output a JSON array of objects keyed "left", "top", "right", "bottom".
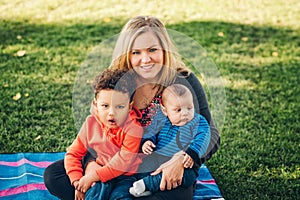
[{"left": 0, "top": 0, "right": 299, "bottom": 199}]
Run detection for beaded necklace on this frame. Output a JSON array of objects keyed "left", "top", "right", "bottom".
[{"left": 138, "top": 93, "right": 162, "bottom": 127}]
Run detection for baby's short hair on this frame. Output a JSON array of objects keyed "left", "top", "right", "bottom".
[
  {"left": 93, "top": 68, "right": 136, "bottom": 102},
  {"left": 162, "top": 84, "right": 190, "bottom": 105}
]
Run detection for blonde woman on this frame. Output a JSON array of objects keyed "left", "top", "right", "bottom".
[{"left": 44, "top": 16, "right": 220, "bottom": 200}]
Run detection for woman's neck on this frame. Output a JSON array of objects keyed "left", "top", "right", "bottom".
[
  {"left": 135, "top": 75, "right": 159, "bottom": 86},
  {"left": 133, "top": 84, "right": 159, "bottom": 109}
]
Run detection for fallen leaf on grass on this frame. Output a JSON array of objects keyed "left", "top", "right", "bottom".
[
  {"left": 241, "top": 37, "right": 248, "bottom": 41},
  {"left": 86, "top": 80, "right": 93, "bottom": 84},
  {"left": 34, "top": 135, "right": 41, "bottom": 141},
  {"left": 15, "top": 50, "right": 26, "bottom": 57},
  {"left": 13, "top": 92, "right": 21, "bottom": 101},
  {"left": 201, "top": 52, "right": 208, "bottom": 58},
  {"left": 218, "top": 32, "right": 224, "bottom": 37},
  {"left": 272, "top": 52, "right": 278, "bottom": 57},
  {"left": 104, "top": 17, "right": 111, "bottom": 23}
]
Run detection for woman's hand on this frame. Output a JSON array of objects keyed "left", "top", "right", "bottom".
[
  {"left": 183, "top": 154, "right": 194, "bottom": 168},
  {"left": 151, "top": 151, "right": 185, "bottom": 191}
]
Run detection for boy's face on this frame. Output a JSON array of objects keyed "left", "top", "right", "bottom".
[
  {"left": 161, "top": 90, "right": 194, "bottom": 126},
  {"left": 94, "top": 89, "right": 132, "bottom": 129}
]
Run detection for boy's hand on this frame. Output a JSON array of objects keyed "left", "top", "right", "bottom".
[
  {"left": 142, "top": 141, "right": 156, "bottom": 155},
  {"left": 183, "top": 154, "right": 194, "bottom": 168},
  {"left": 74, "top": 169, "right": 99, "bottom": 193},
  {"left": 75, "top": 189, "right": 85, "bottom": 200},
  {"left": 75, "top": 175, "right": 92, "bottom": 193}
]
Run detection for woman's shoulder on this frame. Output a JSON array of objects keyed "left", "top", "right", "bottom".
[
  {"left": 175, "top": 71, "right": 202, "bottom": 89},
  {"left": 176, "top": 71, "right": 197, "bottom": 82}
]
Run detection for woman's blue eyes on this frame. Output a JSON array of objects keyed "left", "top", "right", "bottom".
[
  {"left": 149, "top": 48, "right": 157, "bottom": 52},
  {"left": 132, "top": 48, "right": 157, "bottom": 55}
]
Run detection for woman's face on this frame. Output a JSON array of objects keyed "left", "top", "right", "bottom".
[{"left": 129, "top": 31, "right": 164, "bottom": 82}]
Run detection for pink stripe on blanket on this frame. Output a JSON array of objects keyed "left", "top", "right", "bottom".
[
  {"left": 0, "top": 183, "right": 46, "bottom": 197},
  {"left": 0, "top": 158, "right": 52, "bottom": 168},
  {"left": 196, "top": 179, "right": 216, "bottom": 184}
]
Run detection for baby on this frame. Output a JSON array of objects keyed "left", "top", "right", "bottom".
[{"left": 130, "top": 84, "right": 210, "bottom": 197}]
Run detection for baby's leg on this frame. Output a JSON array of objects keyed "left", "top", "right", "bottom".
[
  {"left": 181, "top": 167, "right": 199, "bottom": 188},
  {"left": 129, "top": 173, "right": 162, "bottom": 197},
  {"left": 129, "top": 179, "right": 148, "bottom": 197},
  {"left": 110, "top": 176, "right": 136, "bottom": 200}
]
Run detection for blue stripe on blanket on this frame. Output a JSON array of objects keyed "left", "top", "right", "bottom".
[{"left": 0, "top": 152, "right": 223, "bottom": 200}]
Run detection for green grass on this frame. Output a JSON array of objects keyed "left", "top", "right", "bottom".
[{"left": 1, "top": 0, "right": 299, "bottom": 199}]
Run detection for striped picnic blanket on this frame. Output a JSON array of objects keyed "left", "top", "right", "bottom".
[{"left": 0, "top": 152, "right": 223, "bottom": 200}]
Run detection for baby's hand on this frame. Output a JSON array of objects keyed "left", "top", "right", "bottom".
[
  {"left": 183, "top": 154, "right": 194, "bottom": 168},
  {"left": 142, "top": 141, "right": 156, "bottom": 155}
]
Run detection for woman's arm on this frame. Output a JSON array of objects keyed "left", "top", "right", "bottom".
[{"left": 150, "top": 151, "right": 185, "bottom": 190}]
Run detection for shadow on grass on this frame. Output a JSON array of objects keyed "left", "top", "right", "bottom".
[
  {"left": 0, "top": 19, "right": 299, "bottom": 199},
  {"left": 0, "top": 19, "right": 299, "bottom": 53},
  {"left": 0, "top": 20, "right": 121, "bottom": 47}
]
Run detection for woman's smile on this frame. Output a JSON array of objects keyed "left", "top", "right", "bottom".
[
  {"left": 130, "top": 31, "right": 164, "bottom": 82},
  {"left": 141, "top": 64, "right": 154, "bottom": 70}
]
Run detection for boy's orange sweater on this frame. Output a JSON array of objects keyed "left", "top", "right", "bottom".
[{"left": 64, "top": 104, "right": 143, "bottom": 184}]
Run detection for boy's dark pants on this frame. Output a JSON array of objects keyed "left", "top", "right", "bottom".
[{"left": 85, "top": 175, "right": 136, "bottom": 200}]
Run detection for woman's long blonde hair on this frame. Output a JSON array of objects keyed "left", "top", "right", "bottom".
[{"left": 110, "top": 16, "right": 190, "bottom": 90}]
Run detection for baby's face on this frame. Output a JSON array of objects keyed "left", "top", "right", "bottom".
[{"left": 162, "top": 91, "right": 194, "bottom": 126}]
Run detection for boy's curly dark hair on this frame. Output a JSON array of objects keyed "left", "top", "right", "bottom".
[{"left": 93, "top": 68, "right": 136, "bottom": 102}]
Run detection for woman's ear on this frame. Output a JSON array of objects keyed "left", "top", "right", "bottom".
[{"left": 160, "top": 104, "right": 168, "bottom": 116}]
